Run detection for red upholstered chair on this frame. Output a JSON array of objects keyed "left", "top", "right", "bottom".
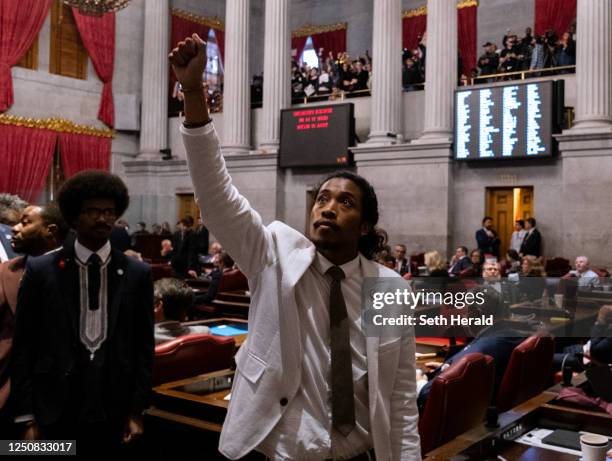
[
  {"left": 153, "top": 333, "right": 235, "bottom": 385},
  {"left": 419, "top": 352, "right": 495, "bottom": 456},
  {"left": 218, "top": 269, "right": 249, "bottom": 292},
  {"left": 410, "top": 252, "right": 425, "bottom": 275},
  {"left": 495, "top": 335, "right": 554, "bottom": 412},
  {"left": 592, "top": 267, "right": 610, "bottom": 278},
  {"left": 545, "top": 257, "right": 571, "bottom": 277}
]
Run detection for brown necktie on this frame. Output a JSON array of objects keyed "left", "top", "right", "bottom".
[{"left": 327, "top": 265, "right": 355, "bottom": 437}]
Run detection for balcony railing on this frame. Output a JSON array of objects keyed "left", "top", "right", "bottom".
[
  {"left": 248, "top": 66, "right": 576, "bottom": 109},
  {"left": 467, "top": 65, "right": 576, "bottom": 86}
]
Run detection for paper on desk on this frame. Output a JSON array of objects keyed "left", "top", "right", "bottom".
[
  {"left": 224, "top": 392, "right": 231, "bottom": 401},
  {"left": 517, "top": 429, "right": 612, "bottom": 457}
]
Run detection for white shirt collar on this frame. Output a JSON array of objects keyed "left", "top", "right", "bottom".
[
  {"left": 74, "top": 239, "right": 111, "bottom": 265},
  {"left": 313, "top": 251, "right": 361, "bottom": 280}
]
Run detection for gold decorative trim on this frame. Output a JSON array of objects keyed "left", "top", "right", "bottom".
[
  {"left": 403, "top": 5, "right": 427, "bottom": 18},
  {"left": 292, "top": 22, "right": 348, "bottom": 38},
  {"left": 172, "top": 8, "right": 224, "bottom": 31},
  {"left": 0, "top": 114, "right": 114, "bottom": 138},
  {"left": 457, "top": 0, "right": 478, "bottom": 9},
  {"left": 403, "top": 0, "right": 477, "bottom": 17}
]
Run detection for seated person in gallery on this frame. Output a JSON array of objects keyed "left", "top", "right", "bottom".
[
  {"left": 448, "top": 246, "right": 473, "bottom": 277},
  {"left": 562, "top": 255, "right": 601, "bottom": 290},
  {"left": 154, "top": 277, "right": 210, "bottom": 345},
  {"left": 193, "top": 252, "right": 237, "bottom": 313},
  {"left": 160, "top": 238, "right": 173, "bottom": 262},
  {"left": 518, "top": 255, "right": 547, "bottom": 302}
]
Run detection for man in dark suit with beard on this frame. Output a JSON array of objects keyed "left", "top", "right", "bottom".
[
  {"left": 0, "top": 203, "right": 68, "bottom": 437},
  {"left": 11, "top": 171, "right": 154, "bottom": 456},
  {"left": 475, "top": 216, "right": 500, "bottom": 258}
]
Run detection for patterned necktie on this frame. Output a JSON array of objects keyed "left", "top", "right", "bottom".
[
  {"left": 87, "top": 253, "right": 101, "bottom": 311},
  {"left": 326, "top": 265, "right": 355, "bottom": 437}
]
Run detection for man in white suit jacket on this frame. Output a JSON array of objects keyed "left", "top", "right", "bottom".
[{"left": 171, "top": 35, "right": 421, "bottom": 461}]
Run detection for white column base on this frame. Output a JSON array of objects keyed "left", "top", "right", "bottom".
[
  {"left": 413, "top": 130, "right": 453, "bottom": 144},
  {"left": 258, "top": 141, "right": 281, "bottom": 154},
  {"left": 221, "top": 145, "right": 252, "bottom": 156}
]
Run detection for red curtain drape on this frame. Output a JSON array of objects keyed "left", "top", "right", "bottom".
[
  {"left": 72, "top": 10, "right": 116, "bottom": 128},
  {"left": 171, "top": 14, "right": 210, "bottom": 51},
  {"left": 402, "top": 14, "right": 427, "bottom": 50},
  {"left": 310, "top": 29, "right": 347, "bottom": 58},
  {"left": 0, "top": 124, "right": 56, "bottom": 202},
  {"left": 291, "top": 36, "right": 308, "bottom": 62},
  {"left": 213, "top": 28, "right": 224, "bottom": 64},
  {"left": 170, "top": 14, "right": 210, "bottom": 98},
  {"left": 0, "top": 0, "right": 51, "bottom": 112},
  {"left": 59, "top": 132, "right": 111, "bottom": 178},
  {"left": 458, "top": 5, "right": 477, "bottom": 77},
  {"left": 534, "top": 0, "right": 576, "bottom": 36}
]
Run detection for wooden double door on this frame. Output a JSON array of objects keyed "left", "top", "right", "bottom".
[{"left": 486, "top": 187, "right": 534, "bottom": 258}]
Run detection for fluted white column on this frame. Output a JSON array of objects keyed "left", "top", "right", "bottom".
[
  {"left": 222, "top": 0, "right": 251, "bottom": 154},
  {"left": 139, "top": 0, "right": 169, "bottom": 158},
  {"left": 367, "top": 0, "right": 402, "bottom": 144},
  {"left": 571, "top": 0, "right": 612, "bottom": 131},
  {"left": 260, "top": 0, "right": 290, "bottom": 152},
  {"left": 415, "top": 0, "right": 457, "bottom": 143}
]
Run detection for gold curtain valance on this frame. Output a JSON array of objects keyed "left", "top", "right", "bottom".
[
  {"left": 0, "top": 114, "right": 114, "bottom": 138},
  {"left": 457, "top": 0, "right": 479, "bottom": 9},
  {"left": 403, "top": 5, "right": 427, "bottom": 18},
  {"left": 291, "top": 22, "right": 348, "bottom": 38},
  {"left": 402, "top": 0, "right": 478, "bottom": 17},
  {"left": 171, "top": 8, "right": 224, "bottom": 31}
]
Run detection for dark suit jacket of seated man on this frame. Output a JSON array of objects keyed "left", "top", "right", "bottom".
[
  {"left": 171, "top": 35, "right": 421, "bottom": 461},
  {"left": 11, "top": 171, "right": 154, "bottom": 454}
]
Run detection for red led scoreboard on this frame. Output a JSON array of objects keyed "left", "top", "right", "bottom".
[{"left": 279, "top": 103, "right": 355, "bottom": 168}]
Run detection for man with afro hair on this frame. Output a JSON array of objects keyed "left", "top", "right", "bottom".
[{"left": 11, "top": 170, "right": 154, "bottom": 456}]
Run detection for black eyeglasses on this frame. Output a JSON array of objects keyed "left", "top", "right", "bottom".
[{"left": 81, "top": 207, "right": 117, "bottom": 219}]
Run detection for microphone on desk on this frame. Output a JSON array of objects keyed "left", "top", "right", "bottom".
[{"left": 485, "top": 406, "right": 500, "bottom": 428}]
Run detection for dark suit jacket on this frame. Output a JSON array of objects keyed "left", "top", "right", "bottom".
[
  {"left": 171, "top": 229, "right": 199, "bottom": 276},
  {"left": 475, "top": 228, "right": 500, "bottom": 257},
  {"left": 11, "top": 243, "right": 154, "bottom": 427},
  {"left": 0, "top": 257, "right": 25, "bottom": 410},
  {"left": 590, "top": 323, "right": 612, "bottom": 365},
  {"left": 109, "top": 226, "right": 131, "bottom": 252},
  {"left": 194, "top": 225, "right": 210, "bottom": 257},
  {"left": 520, "top": 228, "right": 542, "bottom": 257},
  {"left": 449, "top": 256, "right": 472, "bottom": 276},
  {"left": 397, "top": 258, "right": 410, "bottom": 276},
  {"left": 194, "top": 269, "right": 222, "bottom": 306},
  {"left": 0, "top": 225, "right": 16, "bottom": 262}
]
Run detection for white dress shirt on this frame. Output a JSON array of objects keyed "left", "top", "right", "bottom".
[
  {"left": 257, "top": 252, "right": 372, "bottom": 460},
  {"left": 510, "top": 229, "right": 526, "bottom": 252},
  {"left": 570, "top": 269, "right": 601, "bottom": 289}
]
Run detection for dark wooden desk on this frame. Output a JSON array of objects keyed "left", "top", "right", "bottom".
[
  {"left": 216, "top": 291, "right": 250, "bottom": 304},
  {"left": 424, "top": 380, "right": 612, "bottom": 460},
  {"left": 144, "top": 370, "right": 234, "bottom": 460}
]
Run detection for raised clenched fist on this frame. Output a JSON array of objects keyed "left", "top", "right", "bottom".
[{"left": 169, "top": 33, "right": 207, "bottom": 91}]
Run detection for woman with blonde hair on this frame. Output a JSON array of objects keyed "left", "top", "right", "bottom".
[
  {"left": 519, "top": 255, "right": 547, "bottom": 301},
  {"left": 425, "top": 250, "right": 448, "bottom": 277},
  {"left": 521, "top": 255, "right": 546, "bottom": 277}
]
